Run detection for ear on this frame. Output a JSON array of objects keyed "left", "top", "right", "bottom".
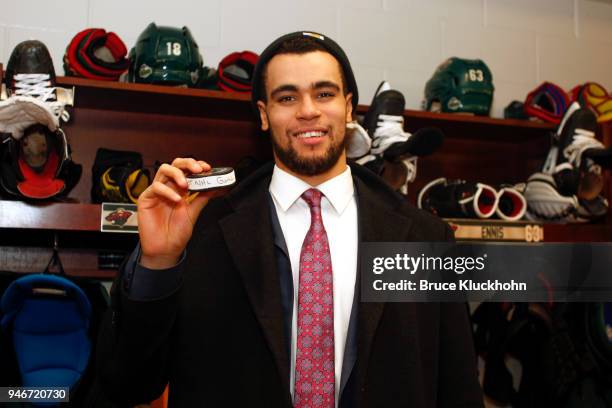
[
  {"left": 257, "top": 101, "right": 269, "bottom": 131},
  {"left": 345, "top": 92, "right": 353, "bottom": 122}
]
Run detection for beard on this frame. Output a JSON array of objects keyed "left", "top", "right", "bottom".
[{"left": 271, "top": 129, "right": 347, "bottom": 176}]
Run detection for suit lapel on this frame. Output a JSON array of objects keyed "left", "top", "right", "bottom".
[
  {"left": 349, "top": 174, "right": 415, "bottom": 393},
  {"left": 218, "top": 169, "right": 292, "bottom": 402}
]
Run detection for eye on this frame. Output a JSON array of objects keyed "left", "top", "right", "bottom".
[
  {"left": 318, "top": 91, "right": 335, "bottom": 99},
  {"left": 277, "top": 95, "right": 296, "bottom": 103}
]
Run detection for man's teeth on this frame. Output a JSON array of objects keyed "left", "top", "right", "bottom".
[{"left": 297, "top": 131, "right": 326, "bottom": 138}]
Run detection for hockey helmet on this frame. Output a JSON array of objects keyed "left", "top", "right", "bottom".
[
  {"left": 64, "top": 28, "right": 129, "bottom": 81},
  {"left": 423, "top": 57, "right": 494, "bottom": 116},
  {"left": 0, "top": 97, "right": 81, "bottom": 199},
  {"left": 128, "top": 23, "right": 203, "bottom": 87},
  {"left": 217, "top": 51, "right": 259, "bottom": 93},
  {"left": 524, "top": 82, "right": 570, "bottom": 124},
  {"left": 571, "top": 82, "right": 612, "bottom": 123}
]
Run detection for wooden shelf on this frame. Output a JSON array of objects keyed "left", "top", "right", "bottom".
[
  {"left": 1, "top": 199, "right": 610, "bottom": 242},
  {"left": 446, "top": 217, "right": 612, "bottom": 242},
  {"left": 1, "top": 246, "right": 119, "bottom": 280},
  {"left": 0, "top": 200, "right": 101, "bottom": 231},
  {"left": 57, "top": 76, "right": 254, "bottom": 121},
  {"left": 357, "top": 106, "right": 556, "bottom": 143},
  {"left": 0, "top": 202, "right": 137, "bottom": 279}
]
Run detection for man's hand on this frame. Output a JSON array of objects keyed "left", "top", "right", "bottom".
[{"left": 137, "top": 158, "right": 221, "bottom": 270}]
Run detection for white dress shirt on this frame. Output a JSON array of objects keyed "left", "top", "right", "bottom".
[{"left": 269, "top": 164, "right": 358, "bottom": 407}]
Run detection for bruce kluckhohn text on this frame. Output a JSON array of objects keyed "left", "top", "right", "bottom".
[{"left": 372, "top": 279, "right": 527, "bottom": 292}]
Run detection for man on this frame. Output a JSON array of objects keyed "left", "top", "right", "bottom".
[{"left": 97, "top": 31, "right": 483, "bottom": 407}]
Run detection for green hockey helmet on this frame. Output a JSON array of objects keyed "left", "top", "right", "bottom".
[
  {"left": 128, "top": 23, "right": 203, "bottom": 87},
  {"left": 423, "top": 57, "right": 494, "bottom": 116}
]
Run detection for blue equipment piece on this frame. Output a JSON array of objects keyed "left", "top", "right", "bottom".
[{"left": 1, "top": 274, "right": 92, "bottom": 395}]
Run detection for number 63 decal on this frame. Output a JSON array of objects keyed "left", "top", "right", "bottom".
[{"left": 467, "top": 69, "right": 484, "bottom": 82}]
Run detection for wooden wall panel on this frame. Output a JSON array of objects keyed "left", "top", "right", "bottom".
[{"left": 63, "top": 108, "right": 272, "bottom": 203}]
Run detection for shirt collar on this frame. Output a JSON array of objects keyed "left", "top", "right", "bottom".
[{"left": 269, "top": 164, "right": 354, "bottom": 215}]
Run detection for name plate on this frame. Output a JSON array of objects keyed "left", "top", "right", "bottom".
[{"left": 446, "top": 219, "right": 544, "bottom": 242}]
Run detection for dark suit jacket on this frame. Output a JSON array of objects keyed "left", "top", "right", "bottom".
[{"left": 97, "top": 162, "right": 484, "bottom": 407}]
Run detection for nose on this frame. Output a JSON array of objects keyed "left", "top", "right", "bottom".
[{"left": 296, "top": 94, "right": 321, "bottom": 120}]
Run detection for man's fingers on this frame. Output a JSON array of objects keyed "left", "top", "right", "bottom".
[
  {"left": 145, "top": 158, "right": 217, "bottom": 209},
  {"left": 149, "top": 181, "right": 182, "bottom": 202},
  {"left": 196, "top": 160, "right": 211, "bottom": 172},
  {"left": 170, "top": 158, "right": 211, "bottom": 175},
  {"left": 154, "top": 163, "right": 189, "bottom": 189},
  {"left": 154, "top": 159, "right": 213, "bottom": 189}
]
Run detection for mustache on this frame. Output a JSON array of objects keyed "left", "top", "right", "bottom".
[{"left": 271, "top": 130, "right": 347, "bottom": 176}]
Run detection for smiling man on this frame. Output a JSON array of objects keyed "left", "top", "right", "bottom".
[
  {"left": 98, "top": 31, "right": 484, "bottom": 408},
  {"left": 258, "top": 49, "right": 351, "bottom": 182}
]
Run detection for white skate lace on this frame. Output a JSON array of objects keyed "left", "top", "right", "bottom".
[
  {"left": 356, "top": 154, "right": 376, "bottom": 165},
  {"left": 370, "top": 114, "right": 419, "bottom": 193},
  {"left": 399, "top": 156, "right": 418, "bottom": 194},
  {"left": 13, "top": 73, "right": 70, "bottom": 122},
  {"left": 542, "top": 128, "right": 604, "bottom": 174},
  {"left": 563, "top": 128, "right": 604, "bottom": 168},
  {"left": 370, "top": 114, "right": 410, "bottom": 155}
]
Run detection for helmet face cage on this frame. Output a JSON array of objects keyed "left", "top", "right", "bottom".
[
  {"left": 424, "top": 57, "right": 494, "bottom": 116},
  {"left": 128, "top": 23, "right": 203, "bottom": 87}
]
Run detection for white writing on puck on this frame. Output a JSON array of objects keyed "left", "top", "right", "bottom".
[{"left": 186, "top": 167, "right": 236, "bottom": 191}]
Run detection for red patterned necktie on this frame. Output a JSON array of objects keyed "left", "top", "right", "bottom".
[{"left": 294, "top": 188, "right": 335, "bottom": 408}]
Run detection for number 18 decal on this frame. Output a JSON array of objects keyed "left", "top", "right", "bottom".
[{"left": 166, "top": 42, "right": 182, "bottom": 56}]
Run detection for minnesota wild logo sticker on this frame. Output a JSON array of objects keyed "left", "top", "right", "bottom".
[{"left": 100, "top": 203, "right": 138, "bottom": 233}]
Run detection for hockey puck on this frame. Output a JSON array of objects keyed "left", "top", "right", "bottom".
[{"left": 186, "top": 167, "right": 236, "bottom": 191}]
